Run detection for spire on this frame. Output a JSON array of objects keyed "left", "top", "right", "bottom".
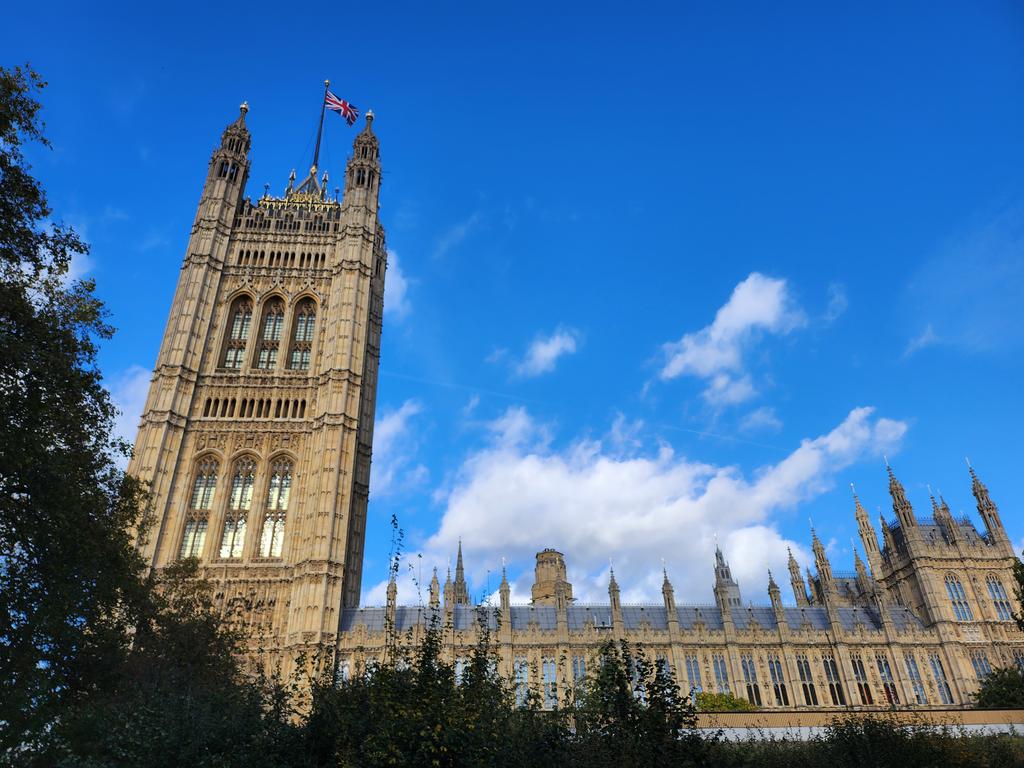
[
  {"left": 202, "top": 102, "right": 251, "bottom": 210},
  {"left": 429, "top": 567, "right": 440, "bottom": 609},
  {"left": 852, "top": 484, "right": 882, "bottom": 578},
  {"left": 453, "top": 541, "right": 469, "bottom": 605},
  {"left": 662, "top": 565, "right": 676, "bottom": 612},
  {"left": 969, "top": 463, "right": 1006, "bottom": 542},
  {"left": 767, "top": 569, "right": 783, "bottom": 612},
  {"left": 443, "top": 563, "right": 454, "bottom": 611},
  {"left": 887, "top": 462, "right": 917, "bottom": 529},
  {"left": 713, "top": 545, "right": 742, "bottom": 607},
  {"left": 811, "top": 526, "right": 835, "bottom": 596},
  {"left": 499, "top": 560, "right": 510, "bottom": 613},
  {"left": 788, "top": 547, "right": 809, "bottom": 607},
  {"left": 608, "top": 565, "right": 621, "bottom": 612}
]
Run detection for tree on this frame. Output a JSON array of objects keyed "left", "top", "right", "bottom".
[
  {"left": 695, "top": 691, "right": 758, "bottom": 712},
  {"left": 974, "top": 666, "right": 1024, "bottom": 710},
  {"left": 1013, "top": 551, "right": 1024, "bottom": 632},
  {"left": 0, "top": 63, "right": 151, "bottom": 756}
]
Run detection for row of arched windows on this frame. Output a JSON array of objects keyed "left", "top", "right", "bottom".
[
  {"left": 944, "top": 573, "right": 1014, "bottom": 622},
  {"left": 219, "top": 295, "right": 317, "bottom": 372},
  {"left": 216, "top": 159, "right": 240, "bottom": 183},
  {"left": 236, "top": 248, "right": 327, "bottom": 269},
  {"left": 202, "top": 396, "right": 307, "bottom": 420},
  {"left": 180, "top": 455, "right": 293, "bottom": 562}
]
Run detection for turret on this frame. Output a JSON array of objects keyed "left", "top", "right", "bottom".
[
  {"left": 499, "top": 564, "right": 510, "bottom": 614},
  {"left": 853, "top": 549, "right": 871, "bottom": 595},
  {"left": 429, "top": 567, "right": 440, "bottom": 609},
  {"left": 787, "top": 548, "right": 809, "bottom": 606},
  {"left": 531, "top": 549, "right": 574, "bottom": 606},
  {"left": 887, "top": 462, "right": 917, "bottom": 531},
  {"left": 662, "top": 566, "right": 676, "bottom": 613},
  {"left": 342, "top": 111, "right": 381, "bottom": 216},
  {"left": 713, "top": 546, "right": 743, "bottom": 608},
  {"left": 767, "top": 570, "right": 784, "bottom": 613},
  {"left": 385, "top": 575, "right": 397, "bottom": 630},
  {"left": 930, "top": 487, "right": 959, "bottom": 545},
  {"left": 453, "top": 541, "right": 470, "bottom": 605},
  {"left": 608, "top": 566, "right": 624, "bottom": 637},
  {"left": 811, "top": 527, "right": 835, "bottom": 599},
  {"left": 969, "top": 463, "right": 1008, "bottom": 544},
  {"left": 853, "top": 485, "right": 883, "bottom": 578},
  {"left": 443, "top": 565, "right": 454, "bottom": 614},
  {"left": 200, "top": 103, "right": 251, "bottom": 221}
]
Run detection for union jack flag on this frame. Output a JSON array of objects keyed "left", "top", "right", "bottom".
[{"left": 325, "top": 91, "right": 360, "bottom": 126}]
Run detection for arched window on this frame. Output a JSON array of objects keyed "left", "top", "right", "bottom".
[
  {"left": 221, "top": 297, "right": 253, "bottom": 369},
  {"left": 181, "top": 457, "right": 218, "bottom": 558},
  {"left": 851, "top": 654, "right": 873, "bottom": 705},
  {"left": 255, "top": 298, "right": 285, "bottom": 369},
  {"left": 219, "top": 457, "right": 255, "bottom": 558},
  {"left": 822, "top": 655, "right": 845, "bottom": 706},
  {"left": 796, "top": 654, "right": 818, "bottom": 706},
  {"left": 767, "top": 654, "right": 788, "bottom": 706},
  {"left": 945, "top": 574, "right": 974, "bottom": 621},
  {"left": 288, "top": 298, "right": 316, "bottom": 371},
  {"left": 740, "top": 654, "right": 762, "bottom": 707},
  {"left": 875, "top": 654, "right": 900, "bottom": 705},
  {"left": 259, "top": 458, "right": 291, "bottom": 558},
  {"left": 987, "top": 576, "right": 1013, "bottom": 621},
  {"left": 970, "top": 651, "right": 992, "bottom": 681}
]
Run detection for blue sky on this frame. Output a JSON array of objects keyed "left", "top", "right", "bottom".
[{"left": 7, "top": 1, "right": 1023, "bottom": 606}]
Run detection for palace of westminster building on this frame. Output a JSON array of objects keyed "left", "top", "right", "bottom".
[{"left": 129, "top": 103, "right": 1023, "bottom": 712}]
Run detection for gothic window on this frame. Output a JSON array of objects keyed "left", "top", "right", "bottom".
[
  {"left": 542, "top": 656, "right": 557, "bottom": 709},
  {"left": 259, "top": 458, "right": 291, "bottom": 558},
  {"left": 221, "top": 297, "right": 253, "bottom": 369},
  {"left": 334, "top": 659, "right": 351, "bottom": 686},
  {"left": 928, "top": 653, "right": 955, "bottom": 705},
  {"left": 796, "top": 654, "right": 818, "bottom": 706},
  {"left": 219, "top": 457, "right": 255, "bottom": 558},
  {"left": 740, "top": 654, "right": 762, "bottom": 706},
  {"left": 876, "top": 654, "right": 900, "bottom": 705},
  {"left": 767, "top": 654, "right": 788, "bottom": 706},
  {"left": 904, "top": 654, "right": 928, "bottom": 705},
  {"left": 288, "top": 298, "right": 316, "bottom": 371},
  {"left": 712, "top": 653, "right": 730, "bottom": 694},
  {"left": 514, "top": 657, "right": 529, "bottom": 708},
  {"left": 572, "top": 655, "right": 587, "bottom": 687},
  {"left": 822, "top": 655, "right": 846, "bottom": 706},
  {"left": 1013, "top": 650, "right": 1024, "bottom": 674},
  {"left": 180, "top": 457, "right": 218, "bottom": 558},
  {"left": 945, "top": 574, "right": 974, "bottom": 621},
  {"left": 987, "top": 576, "right": 1014, "bottom": 621},
  {"left": 255, "top": 298, "right": 285, "bottom": 370},
  {"left": 851, "top": 654, "right": 873, "bottom": 705},
  {"left": 970, "top": 651, "right": 992, "bottom": 681},
  {"left": 685, "top": 655, "right": 703, "bottom": 698}
]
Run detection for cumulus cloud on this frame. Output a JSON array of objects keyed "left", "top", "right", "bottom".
[
  {"left": 371, "top": 400, "right": 428, "bottom": 496},
  {"left": 384, "top": 250, "right": 411, "bottom": 320},
  {"left": 515, "top": 328, "right": 580, "bottom": 378},
  {"left": 107, "top": 364, "right": 152, "bottom": 468},
  {"left": 659, "top": 273, "right": 806, "bottom": 405},
  {"left": 368, "top": 405, "right": 907, "bottom": 606}
]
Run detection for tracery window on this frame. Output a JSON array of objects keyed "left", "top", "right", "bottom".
[
  {"left": 767, "top": 654, "right": 789, "bottom": 706},
  {"left": 712, "top": 653, "right": 730, "bottom": 694},
  {"left": 542, "top": 656, "right": 557, "bottom": 709},
  {"left": 945, "top": 574, "right": 974, "bottom": 621},
  {"left": 851, "top": 654, "right": 873, "bottom": 705},
  {"left": 181, "top": 457, "right": 218, "bottom": 558},
  {"left": 987, "top": 576, "right": 1014, "bottom": 621},
  {"left": 221, "top": 297, "right": 252, "bottom": 369},
  {"left": 514, "top": 657, "right": 529, "bottom": 708},
  {"left": 219, "top": 457, "right": 255, "bottom": 558},
  {"left": 904, "top": 654, "right": 928, "bottom": 705},
  {"left": 928, "top": 653, "right": 955, "bottom": 705},
  {"left": 288, "top": 298, "right": 316, "bottom": 371},
  {"left": 685, "top": 654, "right": 703, "bottom": 698},
  {"left": 259, "top": 458, "right": 291, "bottom": 558},
  {"left": 970, "top": 651, "right": 992, "bottom": 681},
  {"left": 572, "top": 655, "right": 587, "bottom": 687},
  {"left": 876, "top": 654, "right": 900, "bottom": 705},
  {"left": 255, "top": 298, "right": 285, "bottom": 369},
  {"left": 796, "top": 654, "right": 818, "bottom": 706},
  {"left": 740, "top": 654, "right": 762, "bottom": 706},
  {"left": 822, "top": 655, "right": 846, "bottom": 706}
]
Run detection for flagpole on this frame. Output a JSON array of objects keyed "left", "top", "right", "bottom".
[{"left": 312, "top": 79, "right": 330, "bottom": 171}]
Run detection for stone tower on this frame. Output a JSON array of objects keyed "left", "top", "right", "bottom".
[{"left": 128, "top": 102, "right": 387, "bottom": 675}]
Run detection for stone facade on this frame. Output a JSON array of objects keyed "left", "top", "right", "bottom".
[
  {"left": 134, "top": 102, "right": 1022, "bottom": 709},
  {"left": 338, "top": 470, "right": 1023, "bottom": 711},
  {"left": 128, "top": 104, "right": 386, "bottom": 676}
]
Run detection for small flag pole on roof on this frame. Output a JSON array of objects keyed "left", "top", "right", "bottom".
[{"left": 312, "top": 79, "right": 330, "bottom": 172}]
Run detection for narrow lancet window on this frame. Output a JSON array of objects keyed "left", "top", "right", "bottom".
[
  {"left": 181, "top": 457, "right": 218, "bottom": 558},
  {"left": 288, "top": 298, "right": 316, "bottom": 371},
  {"left": 221, "top": 297, "right": 253, "bottom": 369},
  {"left": 255, "top": 298, "right": 285, "bottom": 369},
  {"left": 259, "top": 459, "right": 291, "bottom": 558},
  {"left": 220, "top": 457, "right": 255, "bottom": 558}
]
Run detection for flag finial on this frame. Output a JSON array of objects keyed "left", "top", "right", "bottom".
[{"left": 239, "top": 101, "right": 249, "bottom": 115}]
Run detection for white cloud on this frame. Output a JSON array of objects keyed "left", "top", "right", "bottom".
[
  {"left": 659, "top": 273, "right": 806, "bottom": 405},
  {"left": 371, "top": 400, "right": 428, "bottom": 496},
  {"left": 107, "top": 364, "right": 151, "bottom": 468},
  {"left": 515, "top": 328, "right": 580, "bottom": 377},
  {"left": 434, "top": 212, "right": 482, "bottom": 258},
  {"left": 903, "top": 323, "right": 940, "bottom": 358},
  {"left": 384, "top": 249, "right": 411, "bottom": 320},
  {"left": 402, "top": 404, "right": 907, "bottom": 606},
  {"left": 824, "top": 283, "right": 848, "bottom": 323},
  {"left": 739, "top": 406, "right": 783, "bottom": 434}
]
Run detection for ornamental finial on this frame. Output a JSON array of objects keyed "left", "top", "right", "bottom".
[{"left": 240, "top": 101, "right": 249, "bottom": 115}]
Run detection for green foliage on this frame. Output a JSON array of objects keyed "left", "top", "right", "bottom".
[
  {"left": 975, "top": 666, "right": 1024, "bottom": 710},
  {"left": 0, "top": 63, "right": 151, "bottom": 756},
  {"left": 1013, "top": 552, "right": 1024, "bottom": 632},
  {"left": 696, "top": 691, "right": 758, "bottom": 712}
]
